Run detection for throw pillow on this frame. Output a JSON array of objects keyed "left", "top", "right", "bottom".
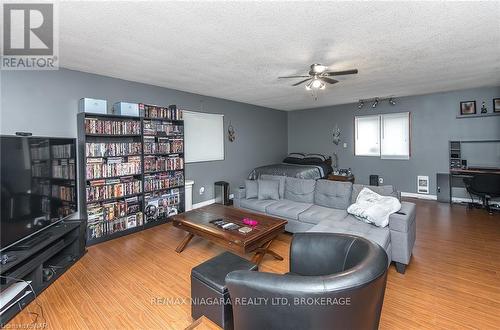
[
  {"left": 260, "top": 174, "right": 286, "bottom": 199},
  {"left": 257, "top": 179, "right": 280, "bottom": 200},
  {"left": 347, "top": 188, "right": 401, "bottom": 227},
  {"left": 245, "top": 180, "right": 258, "bottom": 199}
]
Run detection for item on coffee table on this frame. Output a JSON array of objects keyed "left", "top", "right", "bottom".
[
  {"left": 243, "top": 218, "right": 259, "bottom": 227},
  {"left": 238, "top": 226, "right": 253, "bottom": 234}
]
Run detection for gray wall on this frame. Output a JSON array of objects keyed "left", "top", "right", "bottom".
[
  {"left": 0, "top": 69, "right": 288, "bottom": 204},
  {"left": 288, "top": 86, "right": 500, "bottom": 195}
]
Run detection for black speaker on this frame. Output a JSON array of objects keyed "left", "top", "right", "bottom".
[{"left": 369, "top": 175, "right": 379, "bottom": 186}]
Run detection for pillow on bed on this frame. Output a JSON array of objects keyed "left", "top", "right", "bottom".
[
  {"left": 302, "top": 157, "right": 325, "bottom": 164},
  {"left": 283, "top": 156, "right": 304, "bottom": 164},
  {"left": 305, "top": 153, "right": 327, "bottom": 161},
  {"left": 288, "top": 152, "right": 305, "bottom": 158},
  {"left": 258, "top": 179, "right": 280, "bottom": 200},
  {"left": 245, "top": 180, "right": 258, "bottom": 199}
]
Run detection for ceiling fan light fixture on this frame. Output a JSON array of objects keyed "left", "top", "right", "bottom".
[
  {"left": 389, "top": 97, "right": 396, "bottom": 105},
  {"left": 372, "top": 98, "right": 379, "bottom": 108},
  {"left": 311, "top": 79, "right": 322, "bottom": 89},
  {"left": 358, "top": 100, "right": 364, "bottom": 109},
  {"left": 311, "top": 64, "right": 328, "bottom": 73}
]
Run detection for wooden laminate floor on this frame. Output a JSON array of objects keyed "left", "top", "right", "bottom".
[{"left": 8, "top": 199, "right": 500, "bottom": 329}]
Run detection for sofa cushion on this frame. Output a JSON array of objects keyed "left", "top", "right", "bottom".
[
  {"left": 352, "top": 184, "right": 397, "bottom": 202},
  {"left": 258, "top": 179, "right": 280, "bottom": 200},
  {"left": 309, "top": 215, "right": 390, "bottom": 251},
  {"left": 314, "top": 180, "right": 353, "bottom": 209},
  {"left": 239, "top": 198, "right": 278, "bottom": 213},
  {"left": 266, "top": 200, "right": 313, "bottom": 220},
  {"left": 260, "top": 174, "right": 286, "bottom": 199},
  {"left": 298, "top": 205, "right": 348, "bottom": 225},
  {"left": 245, "top": 180, "right": 258, "bottom": 199},
  {"left": 284, "top": 177, "right": 316, "bottom": 203}
]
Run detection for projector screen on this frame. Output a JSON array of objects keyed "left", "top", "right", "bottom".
[{"left": 183, "top": 111, "right": 224, "bottom": 163}]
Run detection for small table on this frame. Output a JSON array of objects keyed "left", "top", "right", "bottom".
[
  {"left": 172, "top": 204, "right": 287, "bottom": 265},
  {"left": 327, "top": 174, "right": 355, "bottom": 183}
]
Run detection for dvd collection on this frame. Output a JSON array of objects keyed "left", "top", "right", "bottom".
[
  {"left": 144, "top": 171, "right": 184, "bottom": 192},
  {"left": 51, "top": 144, "right": 73, "bottom": 159},
  {"left": 86, "top": 176, "right": 142, "bottom": 202},
  {"left": 87, "top": 195, "right": 143, "bottom": 239},
  {"left": 32, "top": 162, "right": 50, "bottom": 177},
  {"left": 143, "top": 137, "right": 183, "bottom": 154},
  {"left": 52, "top": 184, "right": 75, "bottom": 202},
  {"left": 52, "top": 159, "right": 76, "bottom": 179},
  {"left": 88, "top": 212, "right": 144, "bottom": 239},
  {"left": 143, "top": 120, "right": 183, "bottom": 136},
  {"left": 86, "top": 142, "right": 142, "bottom": 157},
  {"left": 85, "top": 118, "right": 141, "bottom": 135},
  {"left": 145, "top": 188, "right": 181, "bottom": 208},
  {"left": 144, "top": 155, "right": 184, "bottom": 173},
  {"left": 30, "top": 143, "right": 50, "bottom": 160},
  {"left": 86, "top": 156, "right": 141, "bottom": 180},
  {"left": 140, "top": 104, "right": 183, "bottom": 120}
]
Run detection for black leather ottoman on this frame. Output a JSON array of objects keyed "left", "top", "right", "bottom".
[{"left": 191, "top": 252, "right": 258, "bottom": 330}]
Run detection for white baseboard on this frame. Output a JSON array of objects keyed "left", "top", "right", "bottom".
[
  {"left": 192, "top": 199, "right": 216, "bottom": 209},
  {"left": 401, "top": 192, "right": 437, "bottom": 200},
  {"left": 400, "top": 192, "right": 487, "bottom": 204}
]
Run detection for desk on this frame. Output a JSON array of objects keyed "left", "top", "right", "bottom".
[{"left": 448, "top": 168, "right": 500, "bottom": 203}]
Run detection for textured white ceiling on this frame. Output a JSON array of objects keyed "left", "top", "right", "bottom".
[{"left": 58, "top": 1, "right": 500, "bottom": 111}]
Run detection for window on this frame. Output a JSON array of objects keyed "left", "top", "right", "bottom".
[
  {"left": 354, "top": 115, "right": 380, "bottom": 156},
  {"left": 381, "top": 112, "right": 410, "bottom": 159},
  {"left": 355, "top": 112, "right": 410, "bottom": 159},
  {"left": 184, "top": 111, "right": 224, "bottom": 163}
]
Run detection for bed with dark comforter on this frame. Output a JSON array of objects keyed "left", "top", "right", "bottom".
[{"left": 248, "top": 153, "right": 333, "bottom": 180}]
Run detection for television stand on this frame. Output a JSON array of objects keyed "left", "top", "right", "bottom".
[
  {"left": 0, "top": 220, "right": 86, "bottom": 326},
  {"left": 12, "top": 232, "right": 53, "bottom": 250}
]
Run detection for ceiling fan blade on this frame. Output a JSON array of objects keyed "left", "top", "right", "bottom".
[
  {"left": 320, "top": 77, "right": 339, "bottom": 84},
  {"left": 292, "top": 78, "right": 312, "bottom": 86},
  {"left": 278, "top": 75, "right": 311, "bottom": 79},
  {"left": 326, "top": 69, "right": 358, "bottom": 76}
]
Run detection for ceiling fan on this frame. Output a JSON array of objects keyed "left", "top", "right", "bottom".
[{"left": 279, "top": 63, "right": 358, "bottom": 90}]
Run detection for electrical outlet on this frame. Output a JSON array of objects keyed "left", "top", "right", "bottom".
[
  {"left": 378, "top": 177, "right": 384, "bottom": 184},
  {"left": 199, "top": 187, "right": 205, "bottom": 195},
  {"left": 343, "top": 142, "right": 347, "bottom": 148}
]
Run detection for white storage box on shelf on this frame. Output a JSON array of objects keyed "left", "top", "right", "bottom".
[
  {"left": 113, "top": 102, "right": 142, "bottom": 117},
  {"left": 78, "top": 98, "right": 107, "bottom": 114}
]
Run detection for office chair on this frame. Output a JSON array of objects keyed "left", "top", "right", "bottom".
[{"left": 463, "top": 174, "right": 500, "bottom": 214}]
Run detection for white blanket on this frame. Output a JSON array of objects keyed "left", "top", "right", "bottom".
[{"left": 347, "top": 188, "right": 401, "bottom": 227}]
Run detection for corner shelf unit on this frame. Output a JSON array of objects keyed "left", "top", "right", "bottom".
[{"left": 77, "top": 105, "right": 185, "bottom": 246}]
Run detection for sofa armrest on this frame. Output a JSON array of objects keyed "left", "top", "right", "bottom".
[
  {"left": 234, "top": 187, "right": 246, "bottom": 208},
  {"left": 388, "top": 201, "right": 416, "bottom": 267},
  {"left": 389, "top": 202, "right": 416, "bottom": 232},
  {"left": 236, "top": 186, "right": 246, "bottom": 200}
]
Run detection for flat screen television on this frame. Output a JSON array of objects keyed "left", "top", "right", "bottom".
[{"left": 0, "top": 135, "right": 78, "bottom": 251}]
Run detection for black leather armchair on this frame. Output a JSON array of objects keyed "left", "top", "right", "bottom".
[
  {"left": 226, "top": 233, "right": 388, "bottom": 330},
  {"left": 464, "top": 174, "right": 500, "bottom": 214}
]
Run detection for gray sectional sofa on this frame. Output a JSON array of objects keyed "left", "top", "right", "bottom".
[{"left": 234, "top": 175, "right": 416, "bottom": 273}]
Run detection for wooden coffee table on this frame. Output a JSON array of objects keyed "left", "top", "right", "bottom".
[{"left": 172, "top": 204, "right": 287, "bottom": 265}]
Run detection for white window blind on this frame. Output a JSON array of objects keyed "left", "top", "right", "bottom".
[
  {"left": 183, "top": 111, "right": 224, "bottom": 163},
  {"left": 381, "top": 112, "right": 410, "bottom": 159},
  {"left": 355, "top": 115, "right": 380, "bottom": 156}
]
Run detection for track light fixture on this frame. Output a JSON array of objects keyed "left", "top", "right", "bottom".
[{"left": 357, "top": 96, "right": 397, "bottom": 110}]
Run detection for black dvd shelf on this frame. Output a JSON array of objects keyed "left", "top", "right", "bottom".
[{"left": 77, "top": 104, "right": 185, "bottom": 246}]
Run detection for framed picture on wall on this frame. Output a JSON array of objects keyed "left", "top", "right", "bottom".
[
  {"left": 460, "top": 101, "right": 476, "bottom": 115},
  {"left": 493, "top": 98, "right": 500, "bottom": 113}
]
